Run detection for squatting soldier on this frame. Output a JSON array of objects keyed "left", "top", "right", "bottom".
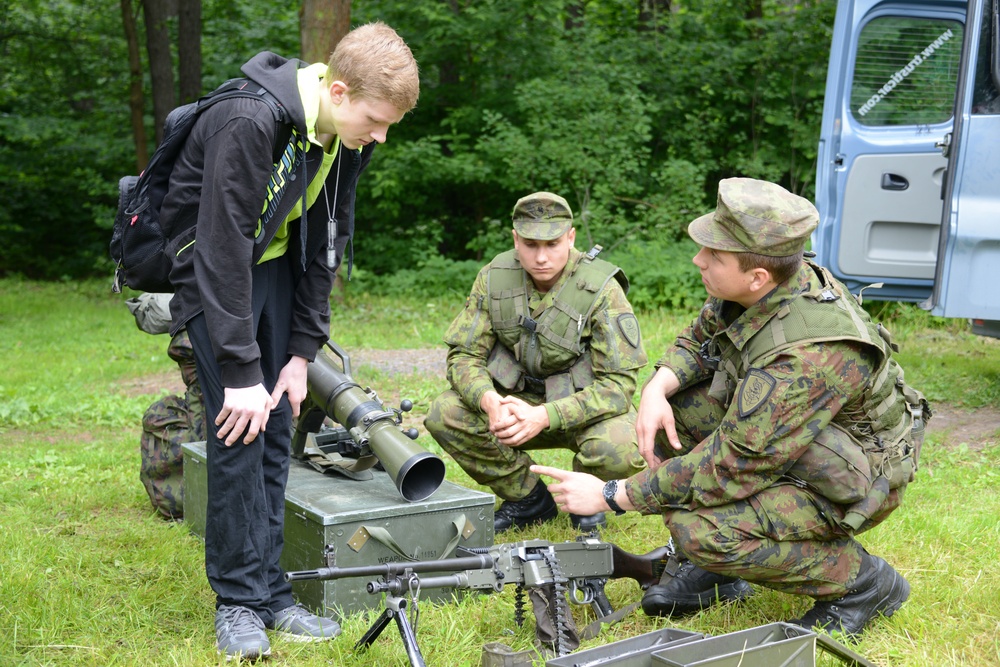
[
  {"left": 425, "top": 192, "right": 647, "bottom": 533},
  {"left": 534, "top": 178, "right": 930, "bottom": 638}
]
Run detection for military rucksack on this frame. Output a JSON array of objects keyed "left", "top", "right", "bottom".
[
  {"left": 110, "top": 77, "right": 296, "bottom": 293},
  {"left": 126, "top": 293, "right": 206, "bottom": 520}
]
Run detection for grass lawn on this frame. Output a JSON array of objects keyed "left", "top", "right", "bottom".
[{"left": 1, "top": 278, "right": 999, "bottom": 666}]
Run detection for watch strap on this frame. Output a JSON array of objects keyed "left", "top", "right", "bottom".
[{"left": 603, "top": 479, "right": 627, "bottom": 516}]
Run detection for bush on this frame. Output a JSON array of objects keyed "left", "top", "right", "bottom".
[
  {"left": 347, "top": 236, "right": 706, "bottom": 314},
  {"left": 349, "top": 254, "right": 482, "bottom": 300},
  {"left": 605, "top": 237, "right": 705, "bottom": 312}
]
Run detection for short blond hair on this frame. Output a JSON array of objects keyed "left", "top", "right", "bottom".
[{"left": 327, "top": 21, "right": 419, "bottom": 113}]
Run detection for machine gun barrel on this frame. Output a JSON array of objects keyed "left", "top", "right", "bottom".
[{"left": 284, "top": 553, "right": 495, "bottom": 583}]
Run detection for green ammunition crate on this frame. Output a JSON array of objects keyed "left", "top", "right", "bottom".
[
  {"left": 651, "top": 623, "right": 815, "bottom": 667},
  {"left": 182, "top": 441, "right": 495, "bottom": 619}
]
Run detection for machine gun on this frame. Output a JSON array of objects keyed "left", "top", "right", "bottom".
[
  {"left": 284, "top": 537, "right": 676, "bottom": 666},
  {"left": 291, "top": 340, "right": 445, "bottom": 502}
]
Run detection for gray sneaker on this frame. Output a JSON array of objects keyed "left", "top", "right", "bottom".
[
  {"left": 270, "top": 604, "right": 341, "bottom": 642},
  {"left": 216, "top": 605, "right": 270, "bottom": 661}
]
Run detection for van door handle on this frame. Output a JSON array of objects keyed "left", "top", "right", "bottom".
[
  {"left": 935, "top": 132, "right": 952, "bottom": 158},
  {"left": 881, "top": 173, "right": 909, "bottom": 191}
]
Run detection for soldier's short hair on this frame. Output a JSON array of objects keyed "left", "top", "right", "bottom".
[{"left": 735, "top": 249, "right": 803, "bottom": 284}]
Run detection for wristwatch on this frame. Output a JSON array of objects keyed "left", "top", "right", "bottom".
[{"left": 602, "top": 479, "right": 627, "bottom": 516}]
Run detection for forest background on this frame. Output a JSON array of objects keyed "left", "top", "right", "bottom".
[{"left": 2, "top": 0, "right": 834, "bottom": 307}]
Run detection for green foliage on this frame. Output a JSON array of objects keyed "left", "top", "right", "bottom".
[
  {"left": 605, "top": 238, "right": 706, "bottom": 313},
  {"left": 0, "top": 0, "right": 136, "bottom": 279},
  {"left": 475, "top": 58, "right": 654, "bottom": 248},
  {"left": 345, "top": 234, "right": 707, "bottom": 315},
  {"left": 2, "top": 0, "right": 837, "bottom": 291},
  {"left": 350, "top": 254, "right": 483, "bottom": 300}
]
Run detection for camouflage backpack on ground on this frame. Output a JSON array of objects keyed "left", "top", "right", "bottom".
[
  {"left": 140, "top": 394, "right": 197, "bottom": 519},
  {"left": 130, "top": 296, "right": 206, "bottom": 520}
]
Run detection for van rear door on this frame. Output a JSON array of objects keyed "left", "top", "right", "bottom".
[
  {"left": 812, "top": 0, "right": 965, "bottom": 301},
  {"left": 931, "top": 0, "right": 1000, "bottom": 324}
]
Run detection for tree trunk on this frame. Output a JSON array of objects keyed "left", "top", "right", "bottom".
[
  {"left": 638, "top": 0, "right": 673, "bottom": 31},
  {"left": 300, "top": 0, "right": 352, "bottom": 301},
  {"left": 300, "top": 0, "right": 352, "bottom": 63},
  {"left": 120, "top": 0, "right": 148, "bottom": 171},
  {"left": 177, "top": 0, "right": 202, "bottom": 104},
  {"left": 143, "top": 0, "right": 176, "bottom": 144},
  {"left": 565, "top": 2, "right": 586, "bottom": 31}
]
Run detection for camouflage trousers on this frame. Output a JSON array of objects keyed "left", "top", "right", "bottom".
[
  {"left": 425, "top": 389, "right": 646, "bottom": 501},
  {"left": 657, "top": 380, "right": 908, "bottom": 600}
]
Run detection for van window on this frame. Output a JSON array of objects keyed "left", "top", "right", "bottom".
[
  {"left": 851, "top": 16, "right": 963, "bottom": 126},
  {"left": 972, "top": 0, "right": 1000, "bottom": 114}
]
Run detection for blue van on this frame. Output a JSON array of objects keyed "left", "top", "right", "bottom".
[{"left": 813, "top": 0, "right": 1000, "bottom": 337}]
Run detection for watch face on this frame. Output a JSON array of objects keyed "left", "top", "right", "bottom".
[{"left": 604, "top": 480, "right": 623, "bottom": 514}]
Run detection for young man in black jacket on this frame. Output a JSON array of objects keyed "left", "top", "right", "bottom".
[{"left": 161, "top": 23, "right": 419, "bottom": 660}]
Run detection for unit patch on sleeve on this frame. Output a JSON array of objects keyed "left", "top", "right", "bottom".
[
  {"left": 616, "top": 313, "right": 641, "bottom": 348},
  {"left": 737, "top": 368, "right": 776, "bottom": 418}
]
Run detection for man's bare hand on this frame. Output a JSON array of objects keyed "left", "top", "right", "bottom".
[
  {"left": 271, "top": 356, "right": 309, "bottom": 418},
  {"left": 531, "top": 464, "right": 629, "bottom": 515},
  {"left": 636, "top": 367, "right": 683, "bottom": 467},
  {"left": 495, "top": 395, "right": 549, "bottom": 446},
  {"left": 216, "top": 384, "right": 275, "bottom": 446},
  {"left": 481, "top": 390, "right": 517, "bottom": 433}
]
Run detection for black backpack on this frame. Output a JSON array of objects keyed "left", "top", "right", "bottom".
[{"left": 111, "top": 78, "right": 296, "bottom": 293}]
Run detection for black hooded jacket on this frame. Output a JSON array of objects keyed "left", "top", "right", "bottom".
[{"left": 163, "top": 52, "right": 374, "bottom": 388}]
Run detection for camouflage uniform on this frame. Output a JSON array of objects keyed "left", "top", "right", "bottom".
[
  {"left": 625, "top": 179, "right": 929, "bottom": 600},
  {"left": 425, "top": 196, "right": 647, "bottom": 502}
]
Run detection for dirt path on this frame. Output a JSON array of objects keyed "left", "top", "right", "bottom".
[{"left": 122, "top": 348, "right": 1000, "bottom": 449}]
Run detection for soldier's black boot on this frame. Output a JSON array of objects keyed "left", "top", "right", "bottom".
[
  {"left": 494, "top": 483, "right": 558, "bottom": 533},
  {"left": 641, "top": 559, "right": 754, "bottom": 618},
  {"left": 570, "top": 512, "right": 607, "bottom": 533},
  {"left": 790, "top": 554, "right": 909, "bottom": 639}
]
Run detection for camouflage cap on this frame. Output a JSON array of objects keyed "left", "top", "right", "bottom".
[
  {"left": 688, "top": 178, "right": 819, "bottom": 257},
  {"left": 511, "top": 192, "right": 574, "bottom": 240}
]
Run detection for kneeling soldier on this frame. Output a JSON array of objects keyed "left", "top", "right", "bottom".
[
  {"left": 425, "top": 192, "right": 647, "bottom": 533},
  {"left": 533, "top": 178, "right": 929, "bottom": 638}
]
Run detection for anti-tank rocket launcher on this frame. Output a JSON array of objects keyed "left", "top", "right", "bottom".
[{"left": 291, "top": 340, "right": 446, "bottom": 502}]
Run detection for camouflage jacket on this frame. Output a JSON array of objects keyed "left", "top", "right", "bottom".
[
  {"left": 444, "top": 247, "right": 647, "bottom": 431},
  {"left": 626, "top": 261, "right": 916, "bottom": 513}
]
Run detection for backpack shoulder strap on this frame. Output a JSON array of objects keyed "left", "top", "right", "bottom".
[{"left": 197, "top": 78, "right": 291, "bottom": 163}]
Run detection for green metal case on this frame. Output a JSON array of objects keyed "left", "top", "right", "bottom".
[
  {"left": 182, "top": 441, "right": 495, "bottom": 618},
  {"left": 650, "top": 623, "right": 815, "bottom": 667},
  {"left": 545, "top": 628, "right": 704, "bottom": 667}
]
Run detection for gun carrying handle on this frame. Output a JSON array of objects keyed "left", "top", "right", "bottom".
[{"left": 322, "top": 339, "right": 353, "bottom": 378}]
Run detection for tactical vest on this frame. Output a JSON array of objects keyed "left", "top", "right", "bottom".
[
  {"left": 706, "top": 261, "right": 926, "bottom": 530},
  {"left": 485, "top": 247, "right": 628, "bottom": 398}
]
